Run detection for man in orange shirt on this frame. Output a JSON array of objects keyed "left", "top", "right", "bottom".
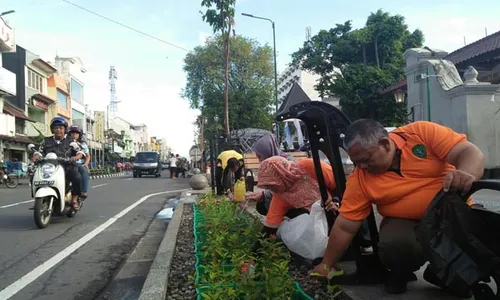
[{"left": 311, "top": 119, "right": 484, "bottom": 297}]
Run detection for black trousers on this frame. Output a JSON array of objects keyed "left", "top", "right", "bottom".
[
  {"left": 378, "top": 217, "right": 426, "bottom": 274},
  {"left": 65, "top": 166, "right": 82, "bottom": 196}
]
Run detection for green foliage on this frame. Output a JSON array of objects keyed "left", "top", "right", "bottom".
[
  {"left": 183, "top": 35, "right": 275, "bottom": 139},
  {"left": 292, "top": 9, "right": 424, "bottom": 125},
  {"left": 201, "top": 0, "right": 236, "bottom": 34}
]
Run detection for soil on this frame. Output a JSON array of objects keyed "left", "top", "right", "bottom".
[
  {"left": 165, "top": 204, "right": 197, "bottom": 300},
  {"left": 289, "top": 256, "right": 352, "bottom": 300}
]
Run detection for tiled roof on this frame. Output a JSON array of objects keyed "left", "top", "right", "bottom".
[
  {"left": 446, "top": 30, "right": 500, "bottom": 65},
  {"left": 381, "top": 30, "right": 500, "bottom": 94},
  {"left": 3, "top": 102, "right": 34, "bottom": 122},
  {"left": 0, "top": 134, "right": 35, "bottom": 144}
]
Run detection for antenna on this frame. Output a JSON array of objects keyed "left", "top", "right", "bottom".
[
  {"left": 485, "top": 27, "right": 488, "bottom": 37},
  {"left": 108, "top": 66, "right": 120, "bottom": 121},
  {"left": 463, "top": 36, "right": 466, "bottom": 46},
  {"left": 305, "top": 26, "right": 311, "bottom": 41}
]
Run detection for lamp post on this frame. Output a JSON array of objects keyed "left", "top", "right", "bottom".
[
  {"left": 393, "top": 89, "right": 422, "bottom": 123},
  {"left": 241, "top": 12, "right": 279, "bottom": 142}
]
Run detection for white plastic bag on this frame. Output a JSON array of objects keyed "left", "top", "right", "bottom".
[{"left": 276, "top": 200, "right": 329, "bottom": 260}]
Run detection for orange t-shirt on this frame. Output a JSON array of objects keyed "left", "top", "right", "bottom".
[
  {"left": 265, "top": 158, "right": 336, "bottom": 227},
  {"left": 338, "top": 121, "right": 469, "bottom": 221}
]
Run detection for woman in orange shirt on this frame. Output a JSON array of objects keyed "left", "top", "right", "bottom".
[{"left": 252, "top": 156, "right": 338, "bottom": 243}]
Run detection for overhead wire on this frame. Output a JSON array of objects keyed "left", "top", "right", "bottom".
[{"left": 61, "top": 0, "right": 191, "bottom": 52}]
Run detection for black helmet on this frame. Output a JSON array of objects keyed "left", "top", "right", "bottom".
[{"left": 50, "top": 117, "right": 68, "bottom": 131}]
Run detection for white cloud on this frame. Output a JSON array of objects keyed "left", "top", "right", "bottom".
[{"left": 199, "top": 32, "right": 212, "bottom": 45}]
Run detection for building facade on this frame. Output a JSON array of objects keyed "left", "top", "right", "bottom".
[
  {"left": 2, "top": 45, "right": 58, "bottom": 161},
  {"left": 131, "top": 124, "right": 148, "bottom": 153},
  {"left": 0, "top": 15, "right": 20, "bottom": 161},
  {"left": 277, "top": 64, "right": 322, "bottom": 106}
]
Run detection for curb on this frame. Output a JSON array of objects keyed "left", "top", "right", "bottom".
[
  {"left": 89, "top": 172, "right": 130, "bottom": 180},
  {"left": 138, "top": 202, "right": 185, "bottom": 300}
]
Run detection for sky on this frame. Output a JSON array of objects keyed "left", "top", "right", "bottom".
[{"left": 2, "top": 0, "right": 500, "bottom": 157}]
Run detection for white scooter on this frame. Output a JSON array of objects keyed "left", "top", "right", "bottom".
[{"left": 27, "top": 142, "right": 85, "bottom": 229}]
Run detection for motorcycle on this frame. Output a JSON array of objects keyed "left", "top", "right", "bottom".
[
  {"left": 27, "top": 142, "right": 85, "bottom": 229},
  {"left": 0, "top": 164, "right": 19, "bottom": 188}
]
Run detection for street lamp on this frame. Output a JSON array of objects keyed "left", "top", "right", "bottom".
[
  {"left": 0, "top": 10, "right": 15, "bottom": 17},
  {"left": 394, "top": 89, "right": 405, "bottom": 103},
  {"left": 241, "top": 12, "right": 280, "bottom": 142}
]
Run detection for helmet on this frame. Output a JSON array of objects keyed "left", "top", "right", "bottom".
[
  {"left": 68, "top": 125, "right": 84, "bottom": 141},
  {"left": 50, "top": 117, "right": 68, "bottom": 131},
  {"left": 68, "top": 125, "right": 83, "bottom": 135}
]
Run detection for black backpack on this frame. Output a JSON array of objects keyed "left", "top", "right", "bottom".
[{"left": 417, "top": 190, "right": 500, "bottom": 299}]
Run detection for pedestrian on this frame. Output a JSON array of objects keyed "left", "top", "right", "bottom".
[{"left": 169, "top": 153, "right": 177, "bottom": 179}]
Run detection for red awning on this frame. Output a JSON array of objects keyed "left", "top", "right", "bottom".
[{"left": 3, "top": 102, "right": 34, "bottom": 122}]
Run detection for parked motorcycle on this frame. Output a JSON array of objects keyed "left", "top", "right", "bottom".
[{"left": 27, "top": 143, "right": 85, "bottom": 229}]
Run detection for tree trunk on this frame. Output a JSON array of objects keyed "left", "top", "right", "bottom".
[
  {"left": 223, "top": 21, "right": 231, "bottom": 139},
  {"left": 374, "top": 36, "right": 380, "bottom": 68}
]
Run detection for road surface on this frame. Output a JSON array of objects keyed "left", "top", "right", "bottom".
[{"left": 0, "top": 171, "right": 189, "bottom": 300}]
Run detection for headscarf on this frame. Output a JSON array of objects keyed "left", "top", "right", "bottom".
[
  {"left": 252, "top": 133, "right": 284, "bottom": 160},
  {"left": 257, "top": 156, "right": 321, "bottom": 209}
]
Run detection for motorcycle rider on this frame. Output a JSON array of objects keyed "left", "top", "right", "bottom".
[
  {"left": 68, "top": 125, "right": 90, "bottom": 199},
  {"left": 32, "top": 117, "right": 84, "bottom": 210}
]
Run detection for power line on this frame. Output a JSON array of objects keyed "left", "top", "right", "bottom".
[{"left": 61, "top": 0, "right": 191, "bottom": 52}]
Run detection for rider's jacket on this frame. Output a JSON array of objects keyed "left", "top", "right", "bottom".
[{"left": 37, "top": 135, "right": 84, "bottom": 159}]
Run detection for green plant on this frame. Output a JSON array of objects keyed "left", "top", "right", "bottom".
[{"left": 194, "top": 194, "right": 311, "bottom": 299}]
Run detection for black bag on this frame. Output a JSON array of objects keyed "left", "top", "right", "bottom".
[{"left": 417, "top": 190, "right": 500, "bottom": 298}]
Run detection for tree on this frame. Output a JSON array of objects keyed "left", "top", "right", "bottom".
[
  {"left": 201, "top": 0, "right": 237, "bottom": 138},
  {"left": 292, "top": 9, "right": 424, "bottom": 124},
  {"left": 183, "top": 35, "right": 275, "bottom": 147}
]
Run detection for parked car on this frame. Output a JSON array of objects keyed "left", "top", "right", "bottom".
[
  {"left": 161, "top": 162, "right": 170, "bottom": 170},
  {"left": 133, "top": 151, "right": 162, "bottom": 178}
]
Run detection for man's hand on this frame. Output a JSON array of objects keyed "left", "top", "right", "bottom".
[
  {"left": 443, "top": 169, "right": 476, "bottom": 194},
  {"left": 70, "top": 156, "right": 80, "bottom": 162}
]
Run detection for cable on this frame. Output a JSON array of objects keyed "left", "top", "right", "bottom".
[{"left": 61, "top": 0, "right": 191, "bottom": 52}]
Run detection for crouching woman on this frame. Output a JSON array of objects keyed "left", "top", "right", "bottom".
[{"left": 251, "top": 156, "right": 338, "bottom": 255}]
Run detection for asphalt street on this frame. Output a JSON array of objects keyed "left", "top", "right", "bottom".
[{"left": 0, "top": 171, "right": 190, "bottom": 300}]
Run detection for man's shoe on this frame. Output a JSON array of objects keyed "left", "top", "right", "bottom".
[
  {"left": 80, "top": 191, "right": 88, "bottom": 199},
  {"left": 423, "top": 267, "right": 472, "bottom": 298}
]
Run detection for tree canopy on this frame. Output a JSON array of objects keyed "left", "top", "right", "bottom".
[
  {"left": 183, "top": 35, "right": 275, "bottom": 140},
  {"left": 292, "top": 9, "right": 424, "bottom": 124}
]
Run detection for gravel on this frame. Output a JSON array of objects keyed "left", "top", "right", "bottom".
[{"left": 165, "top": 204, "right": 197, "bottom": 300}]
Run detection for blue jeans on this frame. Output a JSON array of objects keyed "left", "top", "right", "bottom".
[{"left": 78, "top": 165, "right": 89, "bottom": 192}]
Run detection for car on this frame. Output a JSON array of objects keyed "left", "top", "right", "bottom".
[
  {"left": 161, "top": 162, "right": 170, "bottom": 170},
  {"left": 133, "top": 151, "right": 162, "bottom": 178}
]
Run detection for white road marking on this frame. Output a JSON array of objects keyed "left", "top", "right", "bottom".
[
  {"left": 91, "top": 183, "right": 109, "bottom": 188},
  {"left": 125, "top": 178, "right": 133, "bottom": 181},
  {"left": 0, "top": 200, "right": 34, "bottom": 209},
  {"left": 0, "top": 188, "right": 189, "bottom": 299}
]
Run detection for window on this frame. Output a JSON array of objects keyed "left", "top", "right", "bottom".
[
  {"left": 27, "top": 69, "right": 44, "bottom": 93},
  {"left": 72, "top": 109, "right": 84, "bottom": 120},
  {"left": 57, "top": 91, "right": 68, "bottom": 109},
  {"left": 70, "top": 78, "right": 84, "bottom": 104}
]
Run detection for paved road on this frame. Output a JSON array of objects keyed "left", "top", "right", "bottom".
[{"left": 0, "top": 171, "right": 190, "bottom": 300}]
